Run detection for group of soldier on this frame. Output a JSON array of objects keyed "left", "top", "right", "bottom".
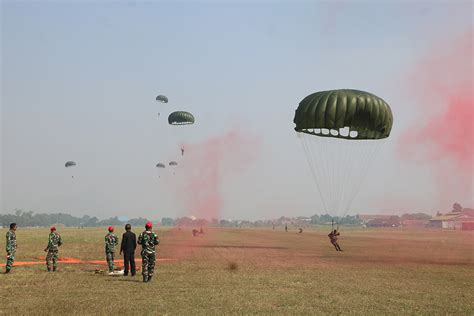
[{"left": 4, "top": 221, "right": 160, "bottom": 283}]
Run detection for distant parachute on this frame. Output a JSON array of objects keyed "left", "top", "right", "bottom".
[
  {"left": 65, "top": 161, "right": 77, "bottom": 178},
  {"left": 65, "top": 161, "right": 76, "bottom": 168},
  {"left": 156, "top": 163, "right": 166, "bottom": 168},
  {"left": 156, "top": 95, "right": 168, "bottom": 103},
  {"left": 168, "top": 111, "right": 195, "bottom": 125},
  {"left": 169, "top": 161, "right": 178, "bottom": 166}
]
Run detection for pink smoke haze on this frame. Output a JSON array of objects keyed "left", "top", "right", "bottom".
[
  {"left": 165, "top": 128, "right": 261, "bottom": 260},
  {"left": 178, "top": 128, "right": 260, "bottom": 220},
  {"left": 398, "top": 28, "right": 473, "bottom": 207}
]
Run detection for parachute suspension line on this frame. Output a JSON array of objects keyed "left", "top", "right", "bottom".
[
  {"left": 300, "top": 135, "right": 328, "bottom": 213},
  {"left": 303, "top": 134, "right": 331, "bottom": 214},
  {"left": 301, "top": 134, "right": 386, "bottom": 227},
  {"left": 340, "top": 140, "right": 384, "bottom": 219}
]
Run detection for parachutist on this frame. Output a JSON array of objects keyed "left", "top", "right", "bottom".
[
  {"left": 181, "top": 147, "right": 184, "bottom": 156},
  {"left": 328, "top": 229, "right": 342, "bottom": 251}
]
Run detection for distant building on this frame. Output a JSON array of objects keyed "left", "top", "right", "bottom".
[
  {"left": 429, "top": 208, "right": 474, "bottom": 230},
  {"left": 358, "top": 215, "right": 392, "bottom": 224},
  {"left": 401, "top": 219, "right": 429, "bottom": 228}
]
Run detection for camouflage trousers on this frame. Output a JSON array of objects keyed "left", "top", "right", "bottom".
[
  {"left": 46, "top": 249, "right": 59, "bottom": 271},
  {"left": 106, "top": 251, "right": 115, "bottom": 272},
  {"left": 141, "top": 251, "right": 156, "bottom": 277},
  {"left": 6, "top": 251, "right": 15, "bottom": 271}
]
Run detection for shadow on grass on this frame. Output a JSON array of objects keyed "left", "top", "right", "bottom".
[
  {"left": 185, "top": 245, "right": 288, "bottom": 250},
  {"left": 104, "top": 276, "right": 143, "bottom": 283}
]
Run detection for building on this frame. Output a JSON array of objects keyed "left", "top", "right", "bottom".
[
  {"left": 401, "top": 219, "right": 429, "bottom": 227},
  {"left": 358, "top": 215, "right": 392, "bottom": 224},
  {"left": 429, "top": 209, "right": 474, "bottom": 230}
]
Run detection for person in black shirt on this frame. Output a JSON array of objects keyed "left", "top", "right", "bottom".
[{"left": 120, "top": 224, "right": 137, "bottom": 276}]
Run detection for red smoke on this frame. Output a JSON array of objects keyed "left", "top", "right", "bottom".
[
  {"left": 164, "top": 128, "right": 261, "bottom": 260},
  {"left": 178, "top": 128, "right": 260, "bottom": 220},
  {"left": 398, "top": 28, "right": 473, "bottom": 206}
]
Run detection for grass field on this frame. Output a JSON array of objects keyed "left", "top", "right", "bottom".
[{"left": 1, "top": 226, "right": 473, "bottom": 315}]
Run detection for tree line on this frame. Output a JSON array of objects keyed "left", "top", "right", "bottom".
[{"left": 0, "top": 210, "right": 150, "bottom": 228}]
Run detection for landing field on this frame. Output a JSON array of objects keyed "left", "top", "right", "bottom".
[{"left": 1, "top": 227, "right": 473, "bottom": 315}]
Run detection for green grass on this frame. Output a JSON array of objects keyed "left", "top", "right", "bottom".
[{"left": 1, "top": 227, "right": 473, "bottom": 315}]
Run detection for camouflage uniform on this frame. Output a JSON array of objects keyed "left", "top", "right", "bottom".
[
  {"left": 5, "top": 229, "right": 17, "bottom": 272},
  {"left": 104, "top": 232, "right": 119, "bottom": 273},
  {"left": 137, "top": 230, "right": 159, "bottom": 281},
  {"left": 45, "top": 231, "right": 62, "bottom": 271}
]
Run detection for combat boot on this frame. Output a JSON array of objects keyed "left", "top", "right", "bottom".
[
  {"left": 147, "top": 275, "right": 152, "bottom": 282},
  {"left": 143, "top": 275, "right": 148, "bottom": 283}
]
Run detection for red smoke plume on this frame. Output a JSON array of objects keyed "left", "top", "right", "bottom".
[
  {"left": 178, "top": 128, "right": 260, "bottom": 220},
  {"left": 164, "top": 128, "right": 261, "bottom": 260},
  {"left": 398, "top": 28, "right": 473, "bottom": 206}
]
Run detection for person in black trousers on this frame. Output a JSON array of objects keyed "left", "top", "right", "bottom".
[{"left": 120, "top": 224, "right": 137, "bottom": 276}]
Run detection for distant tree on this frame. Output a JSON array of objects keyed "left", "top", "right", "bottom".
[
  {"left": 310, "top": 214, "right": 320, "bottom": 225},
  {"left": 128, "top": 217, "right": 150, "bottom": 227},
  {"left": 161, "top": 217, "right": 175, "bottom": 226},
  {"left": 452, "top": 203, "right": 463, "bottom": 213},
  {"left": 319, "top": 214, "right": 333, "bottom": 224},
  {"left": 401, "top": 213, "right": 432, "bottom": 221}
]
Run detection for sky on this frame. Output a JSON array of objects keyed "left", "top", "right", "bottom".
[{"left": 1, "top": 1, "right": 472, "bottom": 220}]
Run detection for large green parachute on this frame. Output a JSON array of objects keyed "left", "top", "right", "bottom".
[
  {"left": 294, "top": 89, "right": 393, "bottom": 223},
  {"left": 168, "top": 111, "right": 195, "bottom": 125},
  {"left": 156, "top": 163, "right": 166, "bottom": 168},
  {"left": 294, "top": 89, "right": 392, "bottom": 140},
  {"left": 169, "top": 161, "right": 178, "bottom": 166}
]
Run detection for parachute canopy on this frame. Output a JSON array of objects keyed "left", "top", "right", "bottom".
[
  {"left": 169, "top": 161, "right": 178, "bottom": 166},
  {"left": 65, "top": 161, "right": 76, "bottom": 168},
  {"left": 168, "top": 111, "right": 195, "bottom": 125},
  {"left": 294, "top": 89, "right": 392, "bottom": 140},
  {"left": 156, "top": 163, "right": 166, "bottom": 168},
  {"left": 156, "top": 95, "right": 168, "bottom": 103},
  {"left": 294, "top": 89, "right": 393, "bottom": 223}
]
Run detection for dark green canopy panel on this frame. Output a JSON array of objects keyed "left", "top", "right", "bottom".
[
  {"left": 156, "top": 95, "right": 168, "bottom": 103},
  {"left": 156, "top": 163, "right": 166, "bottom": 168},
  {"left": 294, "top": 89, "right": 393, "bottom": 140},
  {"left": 169, "top": 161, "right": 178, "bottom": 166},
  {"left": 168, "top": 111, "right": 195, "bottom": 125},
  {"left": 65, "top": 161, "right": 76, "bottom": 168}
]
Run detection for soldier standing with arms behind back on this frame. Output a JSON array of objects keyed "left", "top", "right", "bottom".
[
  {"left": 5, "top": 223, "right": 17, "bottom": 273},
  {"left": 44, "top": 226, "right": 62, "bottom": 272},
  {"left": 105, "top": 226, "right": 119, "bottom": 274},
  {"left": 120, "top": 224, "right": 136, "bottom": 276},
  {"left": 138, "top": 221, "right": 159, "bottom": 283}
]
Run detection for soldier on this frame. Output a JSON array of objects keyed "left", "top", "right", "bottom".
[
  {"left": 105, "top": 226, "right": 119, "bottom": 274},
  {"left": 328, "top": 229, "right": 342, "bottom": 251},
  {"left": 44, "top": 227, "right": 62, "bottom": 272},
  {"left": 137, "top": 221, "right": 160, "bottom": 283},
  {"left": 120, "top": 224, "right": 136, "bottom": 276},
  {"left": 5, "top": 223, "right": 17, "bottom": 273}
]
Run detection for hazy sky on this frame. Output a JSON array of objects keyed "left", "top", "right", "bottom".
[{"left": 1, "top": 1, "right": 472, "bottom": 220}]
